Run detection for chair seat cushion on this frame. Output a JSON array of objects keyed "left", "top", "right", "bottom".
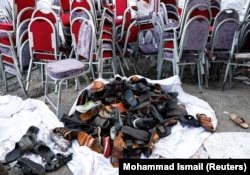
[
  {"left": 45, "top": 58, "right": 84, "bottom": 79},
  {"left": 139, "top": 43, "right": 158, "bottom": 55}
]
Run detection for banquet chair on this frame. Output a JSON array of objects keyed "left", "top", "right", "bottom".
[
  {"left": 116, "top": 20, "right": 141, "bottom": 76},
  {"left": 204, "top": 10, "right": 239, "bottom": 87},
  {"left": 15, "top": 7, "right": 35, "bottom": 72},
  {"left": 25, "top": 16, "right": 65, "bottom": 92},
  {"left": 222, "top": 19, "right": 250, "bottom": 91},
  {"left": 135, "top": 0, "right": 160, "bottom": 31},
  {"left": 0, "top": 0, "right": 36, "bottom": 33},
  {"left": 0, "top": 30, "right": 28, "bottom": 97},
  {"left": 114, "top": 0, "right": 129, "bottom": 28},
  {"left": 70, "top": 16, "right": 96, "bottom": 79},
  {"left": 157, "top": 15, "right": 211, "bottom": 92},
  {"left": 137, "top": 12, "right": 163, "bottom": 74}
]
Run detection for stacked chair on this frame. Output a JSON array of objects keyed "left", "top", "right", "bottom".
[
  {"left": 0, "top": 0, "right": 36, "bottom": 97},
  {"left": 222, "top": 14, "right": 250, "bottom": 90},
  {"left": 204, "top": 8, "right": 239, "bottom": 88},
  {"left": 157, "top": 0, "right": 212, "bottom": 92}
]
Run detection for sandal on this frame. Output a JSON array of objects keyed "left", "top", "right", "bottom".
[
  {"left": 5, "top": 134, "right": 37, "bottom": 163},
  {"left": 179, "top": 115, "right": 201, "bottom": 127},
  {"left": 17, "top": 157, "right": 46, "bottom": 175},
  {"left": 45, "top": 153, "right": 73, "bottom": 172},
  {"left": 230, "top": 113, "right": 249, "bottom": 129},
  {"left": 77, "top": 131, "right": 103, "bottom": 153},
  {"left": 110, "top": 147, "right": 124, "bottom": 168},
  {"left": 31, "top": 141, "right": 55, "bottom": 163},
  {"left": 196, "top": 113, "right": 215, "bottom": 132},
  {"left": 50, "top": 130, "right": 72, "bottom": 152}
]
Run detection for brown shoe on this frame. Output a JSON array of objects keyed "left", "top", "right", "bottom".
[
  {"left": 92, "top": 80, "right": 105, "bottom": 93},
  {"left": 77, "top": 131, "right": 103, "bottom": 153},
  {"left": 80, "top": 108, "right": 98, "bottom": 122}
]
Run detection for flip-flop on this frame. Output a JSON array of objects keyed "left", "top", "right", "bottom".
[
  {"left": 196, "top": 113, "right": 215, "bottom": 132},
  {"left": 5, "top": 134, "right": 37, "bottom": 163},
  {"left": 17, "top": 157, "right": 46, "bottom": 175},
  {"left": 45, "top": 153, "right": 73, "bottom": 172},
  {"left": 31, "top": 141, "right": 55, "bottom": 163},
  {"left": 179, "top": 115, "right": 201, "bottom": 127},
  {"left": 230, "top": 113, "right": 249, "bottom": 129}
]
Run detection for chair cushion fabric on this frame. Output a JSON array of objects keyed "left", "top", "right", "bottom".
[{"left": 45, "top": 59, "right": 84, "bottom": 79}]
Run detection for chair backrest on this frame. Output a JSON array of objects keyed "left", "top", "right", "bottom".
[
  {"left": 178, "top": 4, "right": 211, "bottom": 40},
  {"left": 212, "top": 8, "right": 239, "bottom": 31},
  {"left": 59, "top": 0, "right": 70, "bottom": 14},
  {"left": 28, "top": 17, "right": 59, "bottom": 61},
  {"left": 120, "top": 20, "right": 140, "bottom": 56},
  {"left": 178, "top": 15, "right": 210, "bottom": 61},
  {"left": 115, "top": 0, "right": 128, "bottom": 17},
  {"left": 181, "top": 0, "right": 211, "bottom": 21},
  {"left": 209, "top": 18, "right": 239, "bottom": 54},
  {"left": 71, "top": 17, "right": 96, "bottom": 63},
  {"left": 70, "top": 6, "right": 94, "bottom": 24},
  {"left": 237, "top": 21, "right": 250, "bottom": 52},
  {"left": 159, "top": 2, "right": 168, "bottom": 25},
  {"left": 160, "top": 0, "right": 178, "bottom": 7},
  {"left": 116, "top": 7, "right": 133, "bottom": 42}
]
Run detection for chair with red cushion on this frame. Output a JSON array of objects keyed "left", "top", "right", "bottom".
[
  {"left": 0, "top": 31, "right": 28, "bottom": 97},
  {"left": 25, "top": 16, "right": 65, "bottom": 92}
]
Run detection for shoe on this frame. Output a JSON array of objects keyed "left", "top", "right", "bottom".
[
  {"left": 121, "top": 125, "right": 150, "bottom": 142},
  {"left": 149, "top": 104, "right": 164, "bottom": 123},
  {"left": 75, "top": 100, "right": 101, "bottom": 113},
  {"left": 50, "top": 130, "right": 71, "bottom": 152},
  {"left": 17, "top": 157, "right": 46, "bottom": 175},
  {"left": 31, "top": 141, "right": 55, "bottom": 163},
  {"left": 5, "top": 130, "right": 38, "bottom": 163},
  {"left": 102, "top": 136, "right": 111, "bottom": 158},
  {"left": 89, "top": 116, "right": 110, "bottom": 129},
  {"left": 111, "top": 102, "right": 128, "bottom": 114},
  {"left": 197, "top": 113, "right": 216, "bottom": 132},
  {"left": 123, "top": 89, "right": 138, "bottom": 107},
  {"left": 45, "top": 153, "right": 73, "bottom": 172},
  {"left": 80, "top": 108, "right": 98, "bottom": 122},
  {"left": 65, "top": 123, "right": 94, "bottom": 134},
  {"left": 91, "top": 80, "right": 105, "bottom": 93},
  {"left": 179, "top": 115, "right": 200, "bottom": 127},
  {"left": 230, "top": 113, "right": 249, "bottom": 129},
  {"left": 77, "top": 131, "right": 103, "bottom": 153},
  {"left": 132, "top": 117, "right": 158, "bottom": 130}
]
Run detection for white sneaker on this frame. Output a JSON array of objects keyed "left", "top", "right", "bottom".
[{"left": 75, "top": 100, "right": 101, "bottom": 113}]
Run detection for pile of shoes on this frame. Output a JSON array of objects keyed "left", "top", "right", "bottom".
[
  {"left": 58, "top": 76, "right": 194, "bottom": 167},
  {"left": 2, "top": 126, "right": 72, "bottom": 174}
]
